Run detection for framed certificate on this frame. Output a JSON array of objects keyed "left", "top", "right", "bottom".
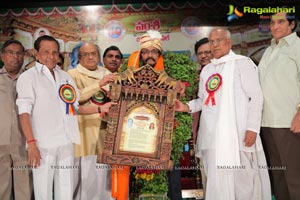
[
  {"left": 97, "top": 65, "right": 179, "bottom": 169},
  {"left": 119, "top": 104, "right": 159, "bottom": 156}
]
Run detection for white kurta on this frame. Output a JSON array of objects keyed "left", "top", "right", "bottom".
[
  {"left": 189, "top": 51, "right": 264, "bottom": 154},
  {"left": 188, "top": 51, "right": 271, "bottom": 200}
]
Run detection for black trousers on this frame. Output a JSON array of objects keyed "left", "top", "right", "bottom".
[
  {"left": 167, "top": 165, "right": 182, "bottom": 200},
  {"left": 261, "top": 127, "right": 300, "bottom": 200}
]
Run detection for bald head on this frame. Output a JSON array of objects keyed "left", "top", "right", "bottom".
[{"left": 209, "top": 28, "right": 232, "bottom": 59}]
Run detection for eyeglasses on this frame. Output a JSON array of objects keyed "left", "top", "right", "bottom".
[
  {"left": 197, "top": 51, "right": 211, "bottom": 56},
  {"left": 79, "top": 51, "right": 98, "bottom": 57},
  {"left": 209, "top": 38, "right": 227, "bottom": 46},
  {"left": 141, "top": 49, "right": 160, "bottom": 56},
  {"left": 39, "top": 51, "right": 59, "bottom": 57},
  {"left": 4, "top": 50, "right": 24, "bottom": 57}
]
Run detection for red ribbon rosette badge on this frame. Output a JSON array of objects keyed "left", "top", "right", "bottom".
[
  {"left": 205, "top": 73, "right": 222, "bottom": 106},
  {"left": 59, "top": 84, "right": 77, "bottom": 115}
]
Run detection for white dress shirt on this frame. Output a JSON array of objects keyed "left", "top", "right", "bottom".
[{"left": 16, "top": 62, "right": 81, "bottom": 148}]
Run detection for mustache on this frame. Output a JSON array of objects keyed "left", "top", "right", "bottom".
[{"left": 145, "top": 57, "right": 155, "bottom": 62}]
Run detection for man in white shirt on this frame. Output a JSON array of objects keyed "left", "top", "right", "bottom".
[
  {"left": 16, "top": 35, "right": 114, "bottom": 200},
  {"left": 175, "top": 28, "right": 271, "bottom": 200},
  {"left": 259, "top": 11, "right": 300, "bottom": 200}
]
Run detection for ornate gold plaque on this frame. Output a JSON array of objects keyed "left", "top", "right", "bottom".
[{"left": 97, "top": 64, "right": 179, "bottom": 169}]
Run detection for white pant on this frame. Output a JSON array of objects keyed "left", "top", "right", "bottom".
[
  {"left": 32, "top": 144, "right": 74, "bottom": 200},
  {"left": 73, "top": 155, "right": 115, "bottom": 200},
  {"left": 201, "top": 149, "right": 271, "bottom": 200}
]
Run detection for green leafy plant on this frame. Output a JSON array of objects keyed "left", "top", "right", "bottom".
[
  {"left": 134, "top": 169, "right": 168, "bottom": 194},
  {"left": 164, "top": 51, "right": 198, "bottom": 101},
  {"left": 164, "top": 51, "right": 198, "bottom": 164}
]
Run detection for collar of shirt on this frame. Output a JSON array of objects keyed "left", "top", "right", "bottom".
[
  {"left": 210, "top": 50, "right": 246, "bottom": 66},
  {"left": 271, "top": 32, "right": 297, "bottom": 48},
  {"left": 0, "top": 66, "right": 8, "bottom": 75},
  {"left": 0, "top": 65, "right": 23, "bottom": 80},
  {"left": 35, "top": 61, "right": 60, "bottom": 74}
]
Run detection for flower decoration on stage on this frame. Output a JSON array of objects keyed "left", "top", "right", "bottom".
[
  {"left": 134, "top": 168, "right": 161, "bottom": 181},
  {"left": 134, "top": 168, "right": 168, "bottom": 194}
]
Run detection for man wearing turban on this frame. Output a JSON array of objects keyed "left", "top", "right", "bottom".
[
  {"left": 112, "top": 30, "right": 184, "bottom": 200},
  {"left": 128, "top": 30, "right": 165, "bottom": 71}
]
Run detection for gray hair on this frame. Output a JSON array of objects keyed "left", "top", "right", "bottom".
[{"left": 210, "top": 27, "right": 231, "bottom": 39}]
